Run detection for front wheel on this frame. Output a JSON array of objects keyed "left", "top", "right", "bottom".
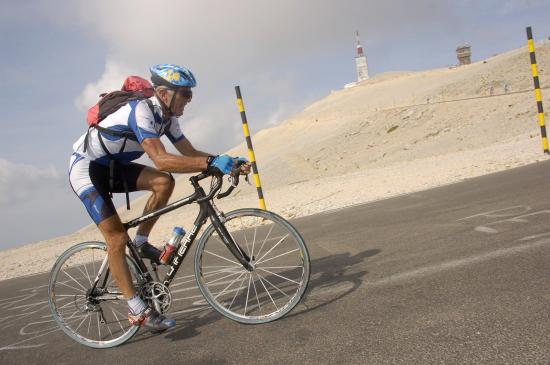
[{"left": 194, "top": 209, "right": 310, "bottom": 324}]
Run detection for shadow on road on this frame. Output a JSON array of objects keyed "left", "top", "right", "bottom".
[
  {"left": 139, "top": 247, "right": 381, "bottom": 344},
  {"left": 291, "top": 248, "right": 380, "bottom": 316}
]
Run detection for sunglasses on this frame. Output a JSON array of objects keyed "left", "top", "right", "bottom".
[{"left": 177, "top": 88, "right": 193, "bottom": 99}]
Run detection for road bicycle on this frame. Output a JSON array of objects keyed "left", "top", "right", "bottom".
[{"left": 48, "top": 169, "right": 310, "bottom": 348}]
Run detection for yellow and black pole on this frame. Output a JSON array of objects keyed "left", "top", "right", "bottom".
[
  {"left": 526, "top": 26, "right": 548, "bottom": 154},
  {"left": 235, "top": 86, "right": 267, "bottom": 210}
]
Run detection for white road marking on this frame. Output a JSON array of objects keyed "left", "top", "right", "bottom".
[
  {"left": 369, "top": 237, "right": 550, "bottom": 287},
  {"left": 457, "top": 205, "right": 531, "bottom": 221}
]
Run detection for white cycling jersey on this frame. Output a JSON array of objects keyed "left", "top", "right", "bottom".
[{"left": 71, "top": 96, "right": 185, "bottom": 166}]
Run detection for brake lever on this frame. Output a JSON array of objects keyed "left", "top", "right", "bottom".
[
  {"left": 228, "top": 174, "right": 240, "bottom": 187},
  {"left": 196, "top": 174, "right": 223, "bottom": 203}
]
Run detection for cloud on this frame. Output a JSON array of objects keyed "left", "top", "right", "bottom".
[
  {"left": 0, "top": 158, "right": 64, "bottom": 207},
  {"left": 75, "top": 60, "right": 133, "bottom": 111}
]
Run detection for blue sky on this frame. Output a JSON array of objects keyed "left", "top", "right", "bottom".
[{"left": 1, "top": 0, "right": 550, "bottom": 249}]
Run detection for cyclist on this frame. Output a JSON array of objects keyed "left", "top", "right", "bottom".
[{"left": 68, "top": 64, "right": 249, "bottom": 332}]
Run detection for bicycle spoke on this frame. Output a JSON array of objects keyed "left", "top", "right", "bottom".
[
  {"left": 111, "top": 308, "right": 125, "bottom": 332},
  {"left": 202, "top": 266, "right": 243, "bottom": 277},
  {"left": 204, "top": 249, "right": 240, "bottom": 266},
  {"left": 244, "top": 274, "right": 252, "bottom": 316},
  {"left": 213, "top": 271, "right": 247, "bottom": 300},
  {"left": 87, "top": 313, "right": 92, "bottom": 335},
  {"left": 76, "top": 265, "right": 92, "bottom": 287},
  {"left": 251, "top": 272, "right": 261, "bottom": 314},
  {"left": 255, "top": 223, "right": 275, "bottom": 260},
  {"left": 73, "top": 313, "right": 91, "bottom": 333},
  {"left": 97, "top": 312, "right": 101, "bottom": 340},
  {"left": 258, "top": 268, "right": 301, "bottom": 285},
  {"left": 256, "top": 272, "right": 279, "bottom": 310},
  {"left": 61, "top": 268, "right": 89, "bottom": 292},
  {"left": 57, "top": 308, "right": 81, "bottom": 320},
  {"left": 205, "top": 270, "right": 243, "bottom": 286},
  {"left": 54, "top": 294, "right": 87, "bottom": 298},
  {"left": 105, "top": 314, "right": 114, "bottom": 338},
  {"left": 258, "top": 265, "right": 303, "bottom": 269},
  {"left": 256, "top": 271, "right": 290, "bottom": 299},
  {"left": 183, "top": 268, "right": 242, "bottom": 289},
  {"left": 83, "top": 260, "right": 94, "bottom": 287},
  {"left": 256, "top": 248, "right": 299, "bottom": 266},
  {"left": 57, "top": 297, "right": 86, "bottom": 311},
  {"left": 228, "top": 274, "right": 248, "bottom": 310},
  {"left": 92, "top": 249, "right": 97, "bottom": 286},
  {"left": 251, "top": 225, "right": 258, "bottom": 258},
  {"left": 202, "top": 265, "right": 240, "bottom": 269},
  {"left": 56, "top": 280, "right": 85, "bottom": 293},
  {"left": 242, "top": 226, "right": 250, "bottom": 256},
  {"left": 256, "top": 234, "right": 289, "bottom": 264}
]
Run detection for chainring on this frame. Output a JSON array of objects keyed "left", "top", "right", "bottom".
[{"left": 141, "top": 281, "right": 172, "bottom": 314}]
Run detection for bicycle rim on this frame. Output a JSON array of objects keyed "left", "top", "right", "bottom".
[
  {"left": 48, "top": 242, "right": 140, "bottom": 348},
  {"left": 194, "top": 209, "right": 310, "bottom": 324}
]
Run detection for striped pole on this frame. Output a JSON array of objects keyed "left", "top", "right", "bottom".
[
  {"left": 235, "top": 86, "right": 267, "bottom": 210},
  {"left": 526, "top": 26, "right": 549, "bottom": 154}
]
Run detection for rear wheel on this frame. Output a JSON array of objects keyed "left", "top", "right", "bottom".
[
  {"left": 194, "top": 209, "right": 310, "bottom": 324},
  {"left": 48, "top": 242, "right": 142, "bottom": 348}
]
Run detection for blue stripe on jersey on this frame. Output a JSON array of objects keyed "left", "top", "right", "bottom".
[
  {"left": 128, "top": 100, "right": 160, "bottom": 143},
  {"left": 68, "top": 153, "right": 85, "bottom": 175}
]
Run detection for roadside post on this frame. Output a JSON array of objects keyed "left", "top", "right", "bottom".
[
  {"left": 235, "top": 86, "right": 267, "bottom": 210},
  {"left": 526, "top": 26, "right": 548, "bottom": 154}
]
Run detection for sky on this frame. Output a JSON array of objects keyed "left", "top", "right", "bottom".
[{"left": 1, "top": 0, "right": 550, "bottom": 250}]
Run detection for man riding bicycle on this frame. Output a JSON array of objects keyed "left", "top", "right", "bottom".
[{"left": 69, "top": 64, "right": 249, "bottom": 332}]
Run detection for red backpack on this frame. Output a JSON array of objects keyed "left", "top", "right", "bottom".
[{"left": 87, "top": 76, "right": 154, "bottom": 126}]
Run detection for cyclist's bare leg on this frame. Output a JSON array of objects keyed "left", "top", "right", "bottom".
[
  {"left": 98, "top": 214, "right": 136, "bottom": 299},
  {"left": 135, "top": 167, "right": 175, "bottom": 237}
]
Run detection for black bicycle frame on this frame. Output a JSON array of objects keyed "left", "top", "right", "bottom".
[{"left": 123, "top": 176, "right": 253, "bottom": 287}]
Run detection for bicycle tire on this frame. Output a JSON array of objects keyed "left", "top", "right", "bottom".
[
  {"left": 194, "top": 209, "right": 310, "bottom": 324},
  {"left": 48, "top": 241, "right": 141, "bottom": 348}
]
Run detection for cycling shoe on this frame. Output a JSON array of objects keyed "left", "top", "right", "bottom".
[
  {"left": 137, "top": 242, "right": 162, "bottom": 264},
  {"left": 128, "top": 307, "right": 176, "bottom": 333}
]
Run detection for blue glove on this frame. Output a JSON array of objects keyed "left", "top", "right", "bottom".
[
  {"left": 209, "top": 155, "right": 234, "bottom": 175},
  {"left": 234, "top": 157, "right": 249, "bottom": 167}
]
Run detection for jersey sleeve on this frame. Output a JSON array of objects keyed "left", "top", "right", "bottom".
[
  {"left": 128, "top": 100, "right": 161, "bottom": 143},
  {"left": 165, "top": 117, "right": 186, "bottom": 143}
]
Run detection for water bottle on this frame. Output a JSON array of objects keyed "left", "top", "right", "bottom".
[{"left": 159, "top": 227, "right": 185, "bottom": 265}]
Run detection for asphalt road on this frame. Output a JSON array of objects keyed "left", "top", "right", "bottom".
[{"left": 1, "top": 160, "right": 550, "bottom": 364}]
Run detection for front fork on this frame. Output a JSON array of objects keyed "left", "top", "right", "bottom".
[{"left": 206, "top": 203, "right": 254, "bottom": 272}]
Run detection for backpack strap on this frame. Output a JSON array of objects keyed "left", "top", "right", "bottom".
[
  {"left": 93, "top": 125, "right": 138, "bottom": 142},
  {"left": 83, "top": 127, "right": 91, "bottom": 153}
]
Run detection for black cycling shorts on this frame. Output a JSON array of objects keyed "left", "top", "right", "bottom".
[{"left": 68, "top": 153, "right": 146, "bottom": 225}]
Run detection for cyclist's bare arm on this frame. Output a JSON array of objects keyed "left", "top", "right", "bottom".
[
  {"left": 141, "top": 137, "right": 208, "bottom": 173},
  {"left": 173, "top": 138, "right": 212, "bottom": 158}
]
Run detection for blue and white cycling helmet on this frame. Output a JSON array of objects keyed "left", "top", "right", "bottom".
[{"left": 150, "top": 64, "right": 197, "bottom": 89}]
